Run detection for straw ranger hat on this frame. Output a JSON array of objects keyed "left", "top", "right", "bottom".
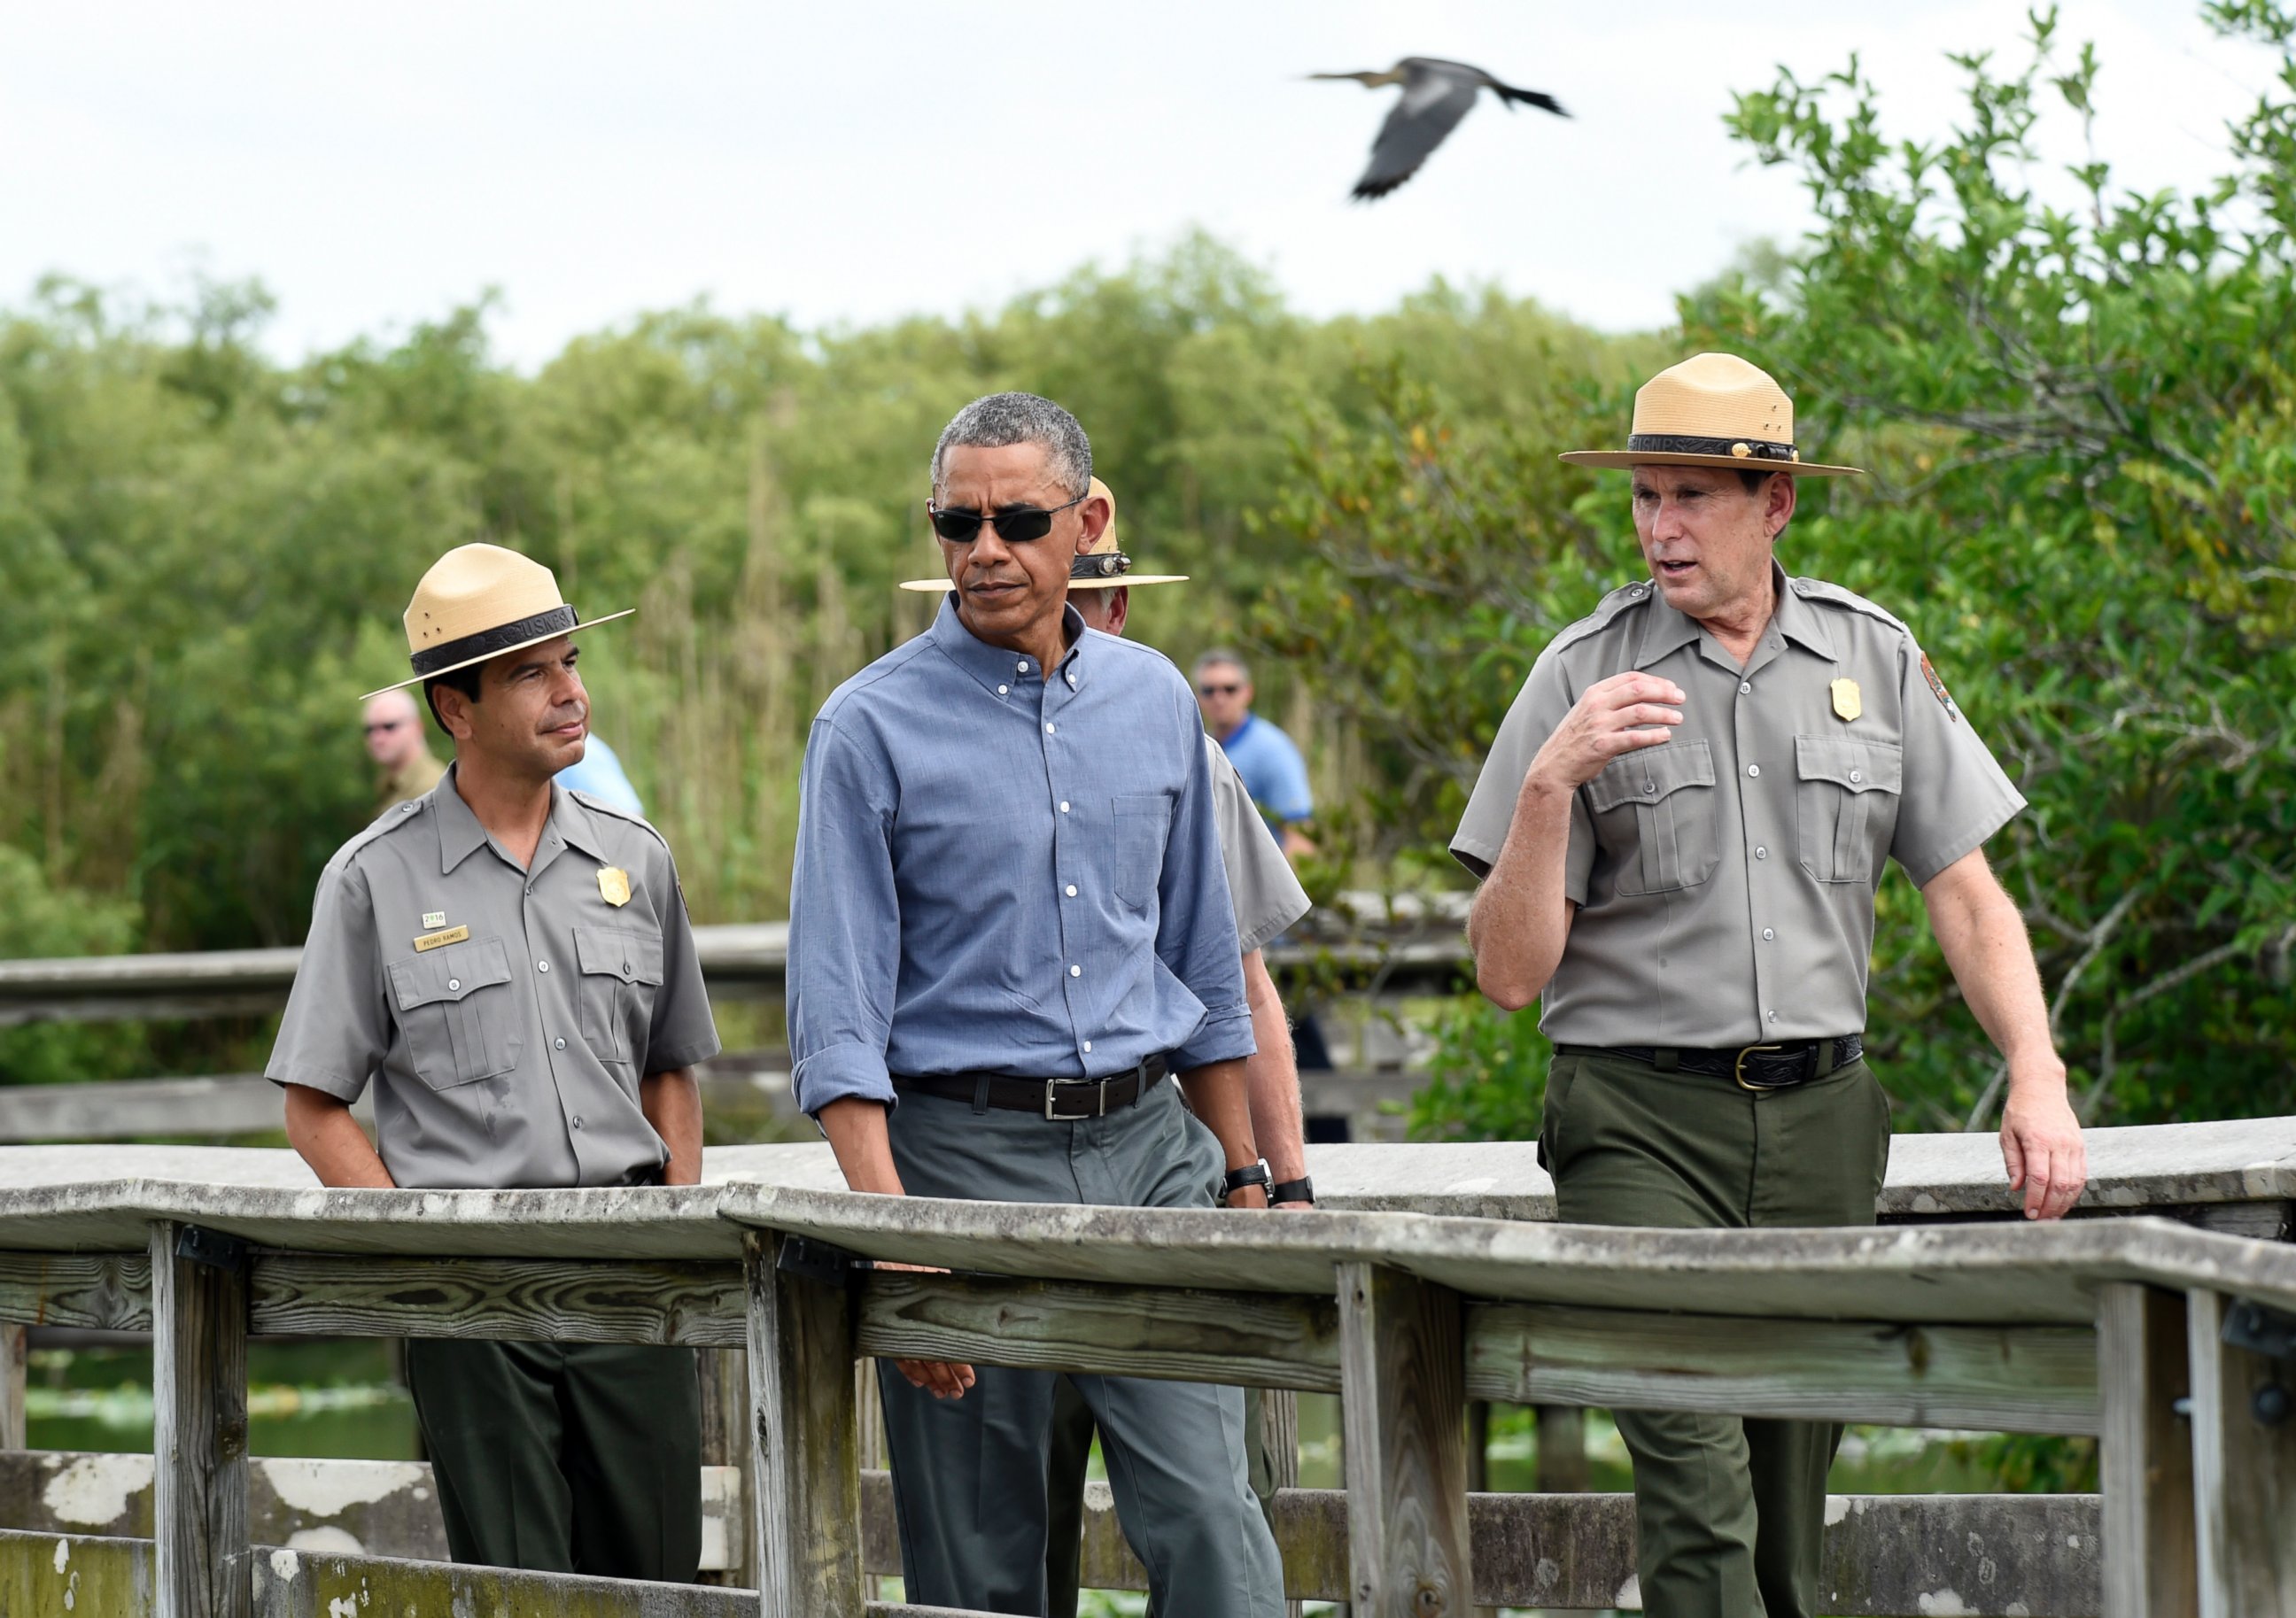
[
  {"left": 898, "top": 477, "right": 1189, "bottom": 592},
  {"left": 361, "top": 543, "right": 634, "bottom": 700},
  {"left": 1560, "top": 352, "right": 1862, "bottom": 477}
]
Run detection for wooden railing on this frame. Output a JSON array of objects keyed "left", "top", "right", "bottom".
[{"left": 2, "top": 1122, "right": 2294, "bottom": 1615}]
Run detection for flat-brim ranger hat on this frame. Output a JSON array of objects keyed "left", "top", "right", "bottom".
[
  {"left": 1560, "top": 352, "right": 1863, "bottom": 477},
  {"left": 361, "top": 543, "right": 634, "bottom": 700},
  {"left": 897, "top": 477, "right": 1189, "bottom": 592}
]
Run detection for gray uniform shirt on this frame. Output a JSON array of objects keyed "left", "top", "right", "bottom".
[
  {"left": 1209, "top": 734, "right": 1310, "bottom": 955},
  {"left": 1452, "top": 568, "right": 2024, "bottom": 1048},
  {"left": 267, "top": 769, "right": 721, "bottom": 1189}
]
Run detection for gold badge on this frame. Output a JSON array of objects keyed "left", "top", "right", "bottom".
[
  {"left": 1830, "top": 678, "right": 1863, "bottom": 722},
  {"left": 414, "top": 925, "right": 469, "bottom": 953},
  {"left": 598, "top": 867, "right": 632, "bottom": 907}
]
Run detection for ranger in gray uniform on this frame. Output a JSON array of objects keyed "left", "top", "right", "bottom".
[
  {"left": 1454, "top": 354, "right": 2087, "bottom": 1618},
  {"left": 269, "top": 542, "right": 720, "bottom": 1583}
]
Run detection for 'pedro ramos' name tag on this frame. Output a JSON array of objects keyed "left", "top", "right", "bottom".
[{"left": 414, "top": 925, "right": 470, "bottom": 953}]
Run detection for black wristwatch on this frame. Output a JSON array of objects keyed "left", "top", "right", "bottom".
[
  {"left": 1222, "top": 1159, "right": 1272, "bottom": 1205},
  {"left": 1269, "top": 1175, "right": 1315, "bottom": 1207}
]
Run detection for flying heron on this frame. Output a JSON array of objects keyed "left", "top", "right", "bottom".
[{"left": 1312, "top": 57, "right": 1568, "bottom": 200}]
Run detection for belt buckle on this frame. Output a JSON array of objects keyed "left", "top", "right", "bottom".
[
  {"left": 1734, "top": 1044, "right": 1787, "bottom": 1092},
  {"left": 1043, "top": 1079, "right": 1105, "bottom": 1121}
]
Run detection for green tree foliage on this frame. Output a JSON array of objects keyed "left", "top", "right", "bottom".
[{"left": 1292, "top": 4, "right": 2296, "bottom": 1136}]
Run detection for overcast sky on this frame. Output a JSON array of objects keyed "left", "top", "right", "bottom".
[{"left": 0, "top": 1, "right": 2269, "bottom": 368}]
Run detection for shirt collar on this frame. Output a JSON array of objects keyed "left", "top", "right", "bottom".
[
  {"left": 432, "top": 765, "right": 611, "bottom": 874},
  {"left": 928, "top": 593, "right": 1087, "bottom": 699},
  {"left": 1632, "top": 562, "right": 1834, "bottom": 668}
]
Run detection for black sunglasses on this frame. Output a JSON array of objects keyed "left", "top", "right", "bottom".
[
  {"left": 926, "top": 489, "right": 1088, "bottom": 545},
  {"left": 1199, "top": 683, "right": 1243, "bottom": 698}
]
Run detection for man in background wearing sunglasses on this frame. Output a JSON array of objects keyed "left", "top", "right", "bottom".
[
  {"left": 789, "top": 392, "right": 1284, "bottom": 1617},
  {"left": 1195, "top": 650, "right": 1315, "bottom": 859},
  {"left": 362, "top": 687, "right": 445, "bottom": 816}
]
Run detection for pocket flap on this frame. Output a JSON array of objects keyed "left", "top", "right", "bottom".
[
  {"left": 1794, "top": 736, "right": 1904, "bottom": 794},
  {"left": 388, "top": 936, "right": 514, "bottom": 1010},
  {"left": 1586, "top": 739, "right": 1717, "bottom": 812},
  {"left": 573, "top": 925, "right": 665, "bottom": 986}
]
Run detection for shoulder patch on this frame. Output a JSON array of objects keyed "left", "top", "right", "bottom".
[
  {"left": 1549, "top": 578, "right": 1658, "bottom": 655},
  {"left": 1788, "top": 576, "right": 1914, "bottom": 639},
  {"left": 1920, "top": 654, "right": 1963, "bottom": 723}
]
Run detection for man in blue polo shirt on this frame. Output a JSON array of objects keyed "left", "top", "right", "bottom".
[{"left": 1195, "top": 650, "right": 1313, "bottom": 857}]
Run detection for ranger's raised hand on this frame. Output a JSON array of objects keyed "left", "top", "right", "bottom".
[{"left": 1525, "top": 671, "right": 1685, "bottom": 791}]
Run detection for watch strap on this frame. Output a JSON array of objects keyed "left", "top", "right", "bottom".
[
  {"left": 1269, "top": 1175, "right": 1315, "bottom": 1206},
  {"left": 1222, "top": 1160, "right": 1272, "bottom": 1200}
]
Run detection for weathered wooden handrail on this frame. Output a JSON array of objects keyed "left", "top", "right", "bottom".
[
  {"left": 0, "top": 924, "right": 1470, "bottom": 1028},
  {"left": 3, "top": 1129, "right": 2294, "bottom": 1614}
]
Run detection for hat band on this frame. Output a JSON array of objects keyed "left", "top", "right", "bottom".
[
  {"left": 1071, "top": 550, "right": 1132, "bottom": 580},
  {"left": 409, "top": 604, "right": 579, "bottom": 677},
  {"left": 1627, "top": 432, "right": 1799, "bottom": 463}
]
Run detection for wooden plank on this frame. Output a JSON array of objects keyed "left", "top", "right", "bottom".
[
  {"left": 151, "top": 1220, "right": 250, "bottom": 1618},
  {"left": 1336, "top": 1261, "right": 1471, "bottom": 1617},
  {"left": 2186, "top": 1288, "right": 2296, "bottom": 1616},
  {"left": 0, "top": 1325, "right": 22, "bottom": 1449},
  {"left": 856, "top": 1268, "right": 1343, "bottom": 1390},
  {"left": 2098, "top": 1283, "right": 2196, "bottom": 1618},
  {"left": 694, "top": 1349, "right": 751, "bottom": 1583},
  {"left": 0, "top": 1250, "right": 153, "bottom": 1330},
  {"left": 247, "top": 1252, "right": 743, "bottom": 1345},
  {"left": 745, "top": 1228, "right": 863, "bottom": 1618},
  {"left": 1465, "top": 1300, "right": 2102, "bottom": 1435},
  {"left": 1534, "top": 1405, "right": 1589, "bottom": 1493}
]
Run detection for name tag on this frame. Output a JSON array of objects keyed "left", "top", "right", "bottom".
[{"left": 414, "top": 925, "right": 470, "bottom": 953}]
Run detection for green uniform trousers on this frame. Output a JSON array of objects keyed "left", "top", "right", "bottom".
[
  {"left": 405, "top": 1338, "right": 702, "bottom": 1583},
  {"left": 1043, "top": 1377, "right": 1278, "bottom": 1618},
  {"left": 1542, "top": 1049, "right": 1891, "bottom": 1618}
]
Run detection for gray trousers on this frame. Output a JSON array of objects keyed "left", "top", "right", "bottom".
[{"left": 879, "top": 1078, "right": 1284, "bottom": 1618}]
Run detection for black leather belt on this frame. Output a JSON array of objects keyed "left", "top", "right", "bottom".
[
  {"left": 892, "top": 1054, "right": 1170, "bottom": 1119},
  {"left": 1558, "top": 1036, "right": 1863, "bottom": 1092}
]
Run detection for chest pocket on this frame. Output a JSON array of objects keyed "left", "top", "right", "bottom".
[
  {"left": 1586, "top": 740, "right": 1721, "bottom": 897},
  {"left": 387, "top": 937, "right": 520, "bottom": 1091},
  {"left": 1113, "top": 793, "right": 1174, "bottom": 911},
  {"left": 573, "top": 925, "right": 666, "bottom": 1066},
  {"left": 1794, "top": 736, "right": 1904, "bottom": 883}
]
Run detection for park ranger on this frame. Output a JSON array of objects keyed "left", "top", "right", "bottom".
[
  {"left": 1454, "top": 353, "right": 2089, "bottom": 1618},
  {"left": 268, "top": 542, "right": 719, "bottom": 1583},
  {"left": 793, "top": 393, "right": 1284, "bottom": 1617},
  {"left": 904, "top": 477, "right": 1315, "bottom": 1616}
]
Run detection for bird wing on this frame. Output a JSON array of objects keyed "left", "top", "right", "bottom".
[
  {"left": 1400, "top": 56, "right": 1569, "bottom": 118},
  {"left": 1352, "top": 70, "right": 1480, "bottom": 199}
]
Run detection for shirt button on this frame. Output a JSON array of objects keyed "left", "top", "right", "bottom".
[
  {"left": 571, "top": 1116, "right": 585, "bottom": 1130},
  {"left": 1643, "top": 782, "right": 1656, "bottom": 795},
  {"left": 997, "top": 684, "right": 1009, "bottom": 695},
  {"left": 1740, "top": 682, "right": 1752, "bottom": 695},
  {"left": 399, "top": 802, "right": 416, "bottom": 813},
  {"left": 1763, "top": 928, "right": 1776, "bottom": 941},
  {"left": 555, "top": 1037, "right": 567, "bottom": 1050},
  {"left": 1747, "top": 763, "right": 1761, "bottom": 778},
  {"left": 525, "top": 886, "right": 534, "bottom": 896},
  {"left": 1768, "top": 1010, "right": 1780, "bottom": 1023},
  {"left": 1066, "top": 885, "right": 1078, "bottom": 897},
  {"left": 1082, "top": 1040, "right": 1093, "bottom": 1054},
  {"left": 446, "top": 978, "right": 461, "bottom": 992},
  {"left": 1069, "top": 964, "right": 1082, "bottom": 977},
  {"left": 537, "top": 960, "right": 550, "bottom": 972},
  {"left": 1755, "top": 846, "right": 1769, "bottom": 860},
  {"left": 1044, "top": 723, "right": 1056, "bottom": 734},
  {"left": 1059, "top": 801, "right": 1070, "bottom": 813},
  {"left": 1017, "top": 660, "right": 1030, "bottom": 672},
  {"left": 1066, "top": 673, "right": 1076, "bottom": 687},
  {"left": 1850, "top": 770, "right": 1863, "bottom": 784}
]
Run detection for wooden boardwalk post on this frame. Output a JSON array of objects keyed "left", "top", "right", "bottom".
[
  {"left": 743, "top": 1229, "right": 863, "bottom": 1618},
  {"left": 0, "top": 1322, "right": 24, "bottom": 1450},
  {"left": 150, "top": 1220, "right": 250, "bottom": 1618},
  {"left": 2098, "top": 1281, "right": 2196, "bottom": 1617},
  {"left": 1336, "top": 1261, "right": 1472, "bottom": 1617},
  {"left": 2186, "top": 1288, "right": 2296, "bottom": 1617}
]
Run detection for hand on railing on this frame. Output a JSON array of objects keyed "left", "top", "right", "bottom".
[{"left": 873, "top": 1259, "right": 977, "bottom": 1398}]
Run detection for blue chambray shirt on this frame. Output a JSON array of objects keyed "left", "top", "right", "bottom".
[{"left": 787, "top": 598, "right": 1255, "bottom": 1114}]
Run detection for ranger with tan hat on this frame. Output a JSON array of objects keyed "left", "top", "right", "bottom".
[
  {"left": 268, "top": 543, "right": 719, "bottom": 1584},
  {"left": 1453, "top": 354, "right": 2087, "bottom": 1618}
]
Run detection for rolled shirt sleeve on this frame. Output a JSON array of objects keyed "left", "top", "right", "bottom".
[
  {"left": 1210, "top": 738, "right": 1310, "bottom": 955},
  {"left": 1162, "top": 715, "right": 1257, "bottom": 1072},
  {"left": 1888, "top": 638, "right": 2028, "bottom": 887},
  {"left": 787, "top": 716, "right": 904, "bottom": 1115},
  {"left": 1450, "top": 641, "right": 1597, "bottom": 900},
  {"left": 641, "top": 848, "right": 722, "bottom": 1073},
  {"left": 264, "top": 859, "right": 392, "bottom": 1103}
]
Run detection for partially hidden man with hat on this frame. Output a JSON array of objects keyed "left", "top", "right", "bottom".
[
  {"left": 1454, "top": 355, "right": 2088, "bottom": 1618},
  {"left": 904, "top": 477, "right": 1315, "bottom": 1618},
  {"left": 268, "top": 543, "right": 719, "bottom": 1583},
  {"left": 792, "top": 393, "right": 1284, "bottom": 1616}
]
